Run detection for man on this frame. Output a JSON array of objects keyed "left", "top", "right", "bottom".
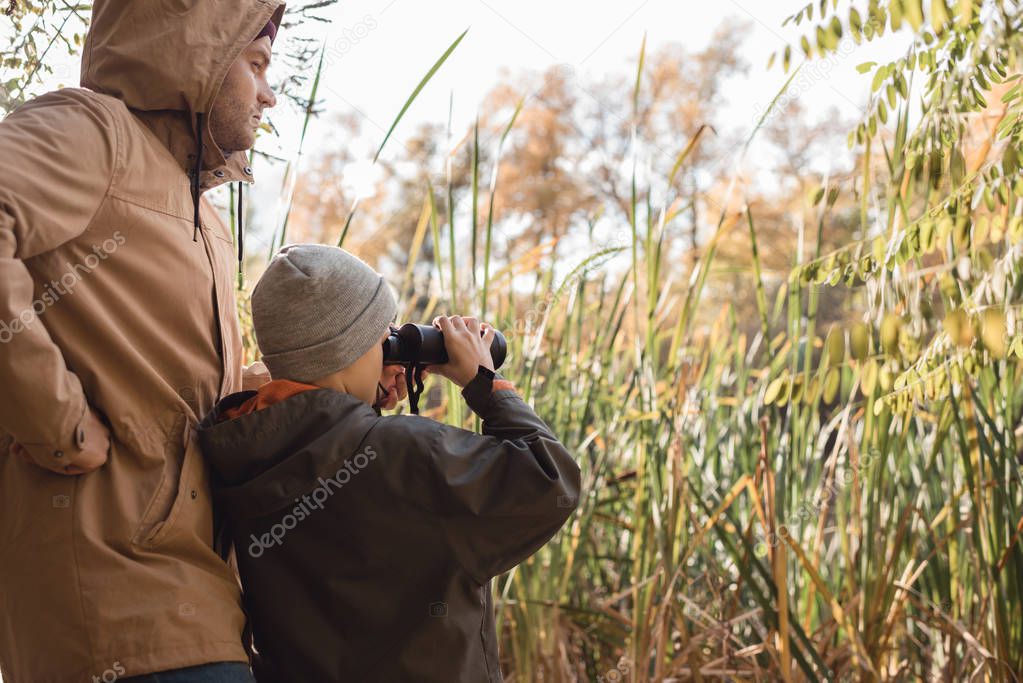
[{"left": 0, "top": 1, "right": 285, "bottom": 681}]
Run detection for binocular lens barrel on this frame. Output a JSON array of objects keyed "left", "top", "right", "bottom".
[{"left": 382, "top": 323, "right": 506, "bottom": 369}]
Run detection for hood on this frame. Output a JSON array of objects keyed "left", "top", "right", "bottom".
[
  {"left": 80, "top": 0, "right": 286, "bottom": 172},
  {"left": 80, "top": 0, "right": 286, "bottom": 258},
  {"left": 198, "top": 386, "right": 381, "bottom": 521}
]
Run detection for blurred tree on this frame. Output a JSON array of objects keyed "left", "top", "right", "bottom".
[
  {"left": 1, "top": 0, "right": 90, "bottom": 113},
  {"left": 288, "top": 17, "right": 861, "bottom": 339}
]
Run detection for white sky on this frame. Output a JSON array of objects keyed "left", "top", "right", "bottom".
[
  {"left": 247, "top": 0, "right": 907, "bottom": 254},
  {"left": 6, "top": 0, "right": 910, "bottom": 260},
  {"left": 305, "top": 0, "right": 903, "bottom": 145}
]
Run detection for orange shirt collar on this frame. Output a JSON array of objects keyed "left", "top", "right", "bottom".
[{"left": 218, "top": 378, "right": 320, "bottom": 422}]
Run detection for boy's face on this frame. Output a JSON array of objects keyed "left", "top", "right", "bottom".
[
  {"left": 313, "top": 325, "right": 405, "bottom": 409},
  {"left": 372, "top": 326, "right": 407, "bottom": 410}
]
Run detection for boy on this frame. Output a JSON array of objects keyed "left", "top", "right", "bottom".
[{"left": 197, "top": 244, "right": 581, "bottom": 682}]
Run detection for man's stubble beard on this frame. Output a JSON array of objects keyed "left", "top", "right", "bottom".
[{"left": 209, "top": 103, "right": 256, "bottom": 157}]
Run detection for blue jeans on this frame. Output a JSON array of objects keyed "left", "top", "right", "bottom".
[{"left": 119, "top": 661, "right": 256, "bottom": 683}]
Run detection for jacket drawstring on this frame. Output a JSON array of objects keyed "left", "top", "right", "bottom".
[
  {"left": 237, "top": 180, "right": 244, "bottom": 266},
  {"left": 191, "top": 112, "right": 205, "bottom": 242},
  {"left": 191, "top": 111, "right": 246, "bottom": 267}
]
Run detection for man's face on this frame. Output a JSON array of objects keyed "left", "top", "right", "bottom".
[{"left": 209, "top": 36, "right": 277, "bottom": 155}]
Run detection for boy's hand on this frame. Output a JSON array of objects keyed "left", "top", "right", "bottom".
[
  {"left": 242, "top": 361, "right": 272, "bottom": 391},
  {"left": 424, "top": 316, "right": 496, "bottom": 388},
  {"left": 376, "top": 364, "right": 407, "bottom": 411}
]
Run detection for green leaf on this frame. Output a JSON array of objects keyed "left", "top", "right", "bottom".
[
  {"left": 765, "top": 375, "right": 787, "bottom": 405},
  {"left": 830, "top": 16, "right": 844, "bottom": 40},
  {"left": 850, "top": 7, "right": 863, "bottom": 32},
  {"left": 373, "top": 28, "right": 469, "bottom": 162},
  {"left": 979, "top": 309, "right": 1007, "bottom": 358},
  {"left": 881, "top": 314, "right": 901, "bottom": 355},
  {"left": 931, "top": 0, "right": 950, "bottom": 32},
  {"left": 890, "top": 0, "right": 904, "bottom": 30},
  {"left": 905, "top": 0, "right": 924, "bottom": 30},
  {"left": 950, "top": 147, "right": 965, "bottom": 186},
  {"left": 850, "top": 323, "right": 871, "bottom": 360},
  {"left": 823, "top": 367, "right": 841, "bottom": 402},
  {"left": 957, "top": 0, "right": 973, "bottom": 26},
  {"left": 871, "top": 67, "right": 887, "bottom": 92},
  {"left": 861, "top": 359, "right": 878, "bottom": 394},
  {"left": 824, "top": 325, "right": 845, "bottom": 367}
]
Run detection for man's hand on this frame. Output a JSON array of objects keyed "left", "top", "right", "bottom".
[
  {"left": 423, "top": 316, "right": 497, "bottom": 388},
  {"left": 242, "top": 361, "right": 272, "bottom": 391},
  {"left": 7, "top": 407, "right": 110, "bottom": 475}
]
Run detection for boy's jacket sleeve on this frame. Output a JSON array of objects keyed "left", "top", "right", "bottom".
[
  {"left": 364, "top": 372, "right": 582, "bottom": 586},
  {"left": 0, "top": 90, "right": 120, "bottom": 467}
]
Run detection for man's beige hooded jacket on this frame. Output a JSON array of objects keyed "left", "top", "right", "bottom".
[{"left": 0, "top": 1, "right": 284, "bottom": 680}]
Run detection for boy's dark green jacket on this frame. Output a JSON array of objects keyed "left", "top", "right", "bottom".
[{"left": 196, "top": 368, "right": 581, "bottom": 682}]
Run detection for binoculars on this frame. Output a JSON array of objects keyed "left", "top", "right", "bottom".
[{"left": 382, "top": 322, "right": 507, "bottom": 369}]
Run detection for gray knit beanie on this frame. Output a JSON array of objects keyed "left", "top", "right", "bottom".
[{"left": 251, "top": 244, "right": 397, "bottom": 382}]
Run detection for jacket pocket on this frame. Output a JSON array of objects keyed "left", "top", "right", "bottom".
[{"left": 130, "top": 409, "right": 200, "bottom": 548}]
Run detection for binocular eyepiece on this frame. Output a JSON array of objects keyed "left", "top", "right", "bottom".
[{"left": 382, "top": 323, "right": 507, "bottom": 369}]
